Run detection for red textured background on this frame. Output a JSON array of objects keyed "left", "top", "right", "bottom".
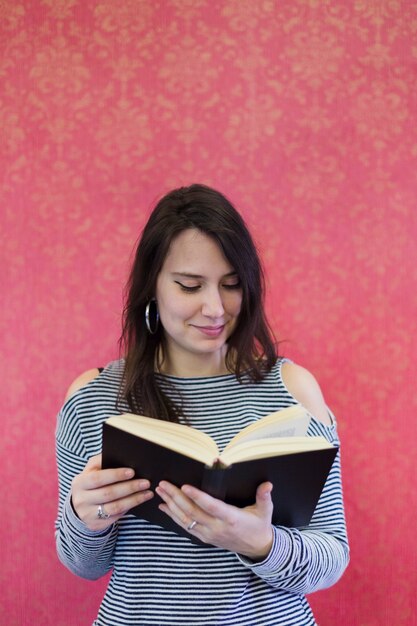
[{"left": 1, "top": 2, "right": 417, "bottom": 625}]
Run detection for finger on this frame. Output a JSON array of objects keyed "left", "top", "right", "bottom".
[
  {"left": 158, "top": 503, "right": 194, "bottom": 531},
  {"left": 86, "top": 489, "right": 154, "bottom": 532},
  {"left": 93, "top": 478, "right": 152, "bottom": 506},
  {"left": 254, "top": 482, "right": 274, "bottom": 519},
  {"left": 81, "top": 467, "right": 136, "bottom": 491},
  {"left": 180, "top": 484, "right": 231, "bottom": 521},
  {"left": 72, "top": 463, "right": 153, "bottom": 529},
  {"left": 156, "top": 482, "right": 192, "bottom": 526},
  {"left": 84, "top": 453, "right": 103, "bottom": 471},
  {"left": 157, "top": 494, "right": 205, "bottom": 536},
  {"left": 98, "top": 489, "right": 154, "bottom": 519},
  {"left": 156, "top": 482, "right": 211, "bottom": 532}
]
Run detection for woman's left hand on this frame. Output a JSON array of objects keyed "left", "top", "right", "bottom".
[{"left": 156, "top": 480, "right": 274, "bottom": 560}]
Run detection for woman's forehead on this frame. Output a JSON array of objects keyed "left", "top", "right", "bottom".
[{"left": 162, "top": 229, "right": 235, "bottom": 275}]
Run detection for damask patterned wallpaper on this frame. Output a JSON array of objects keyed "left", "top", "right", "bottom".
[{"left": 1, "top": 2, "right": 416, "bottom": 625}]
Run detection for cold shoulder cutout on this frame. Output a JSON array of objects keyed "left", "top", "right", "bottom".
[
  {"left": 281, "top": 361, "right": 332, "bottom": 426},
  {"left": 64, "top": 368, "right": 102, "bottom": 401}
]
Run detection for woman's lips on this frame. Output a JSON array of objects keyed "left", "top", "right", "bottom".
[{"left": 192, "top": 324, "right": 225, "bottom": 337}]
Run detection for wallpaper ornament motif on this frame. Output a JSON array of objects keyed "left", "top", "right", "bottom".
[
  {"left": 353, "top": 0, "right": 403, "bottom": 25},
  {"left": 350, "top": 80, "right": 408, "bottom": 150},
  {"left": 0, "top": 0, "right": 24, "bottom": 30},
  {"left": 221, "top": 0, "right": 275, "bottom": 32},
  {"left": 30, "top": 39, "right": 90, "bottom": 96},
  {"left": 40, "top": 0, "right": 78, "bottom": 20},
  {"left": 284, "top": 27, "right": 345, "bottom": 88},
  {"left": 168, "top": 0, "right": 208, "bottom": 16}
]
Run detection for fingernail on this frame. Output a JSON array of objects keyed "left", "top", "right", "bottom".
[{"left": 125, "top": 469, "right": 135, "bottom": 478}]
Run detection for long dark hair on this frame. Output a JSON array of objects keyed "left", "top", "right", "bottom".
[{"left": 119, "top": 184, "right": 277, "bottom": 422}]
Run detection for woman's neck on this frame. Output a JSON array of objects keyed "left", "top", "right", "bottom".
[{"left": 157, "top": 345, "right": 231, "bottom": 378}]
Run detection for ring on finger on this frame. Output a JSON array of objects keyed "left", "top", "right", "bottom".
[
  {"left": 97, "top": 504, "right": 111, "bottom": 520},
  {"left": 187, "top": 519, "right": 198, "bottom": 531}
]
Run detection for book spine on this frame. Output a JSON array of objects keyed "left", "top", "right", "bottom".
[{"left": 201, "top": 467, "right": 227, "bottom": 500}]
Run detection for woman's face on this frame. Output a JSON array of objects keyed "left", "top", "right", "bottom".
[{"left": 155, "top": 229, "right": 243, "bottom": 373}]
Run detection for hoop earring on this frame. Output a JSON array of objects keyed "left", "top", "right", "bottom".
[{"left": 145, "top": 299, "right": 159, "bottom": 335}]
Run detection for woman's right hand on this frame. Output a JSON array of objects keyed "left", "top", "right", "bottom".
[{"left": 71, "top": 454, "right": 154, "bottom": 531}]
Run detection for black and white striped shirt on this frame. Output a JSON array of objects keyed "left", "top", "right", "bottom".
[{"left": 55, "top": 359, "right": 349, "bottom": 626}]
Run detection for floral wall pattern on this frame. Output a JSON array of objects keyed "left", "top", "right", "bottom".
[{"left": 1, "top": 1, "right": 416, "bottom": 625}]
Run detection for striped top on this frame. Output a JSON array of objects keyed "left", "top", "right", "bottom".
[{"left": 55, "top": 359, "right": 349, "bottom": 626}]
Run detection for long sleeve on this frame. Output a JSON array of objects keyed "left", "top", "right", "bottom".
[
  {"left": 237, "top": 417, "right": 349, "bottom": 594},
  {"left": 55, "top": 399, "right": 118, "bottom": 580}
]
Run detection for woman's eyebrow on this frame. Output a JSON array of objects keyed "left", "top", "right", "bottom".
[{"left": 172, "top": 271, "right": 238, "bottom": 279}]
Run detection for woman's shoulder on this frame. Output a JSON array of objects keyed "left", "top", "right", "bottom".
[
  {"left": 57, "top": 361, "right": 125, "bottom": 450},
  {"left": 64, "top": 359, "right": 124, "bottom": 402},
  {"left": 64, "top": 368, "right": 101, "bottom": 401},
  {"left": 280, "top": 360, "right": 332, "bottom": 426}
]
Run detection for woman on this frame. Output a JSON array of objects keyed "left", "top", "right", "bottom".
[{"left": 56, "top": 184, "right": 349, "bottom": 625}]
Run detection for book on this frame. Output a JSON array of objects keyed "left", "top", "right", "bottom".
[{"left": 101, "top": 404, "right": 338, "bottom": 542}]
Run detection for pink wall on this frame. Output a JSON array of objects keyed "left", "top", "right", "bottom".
[{"left": 1, "top": 2, "right": 417, "bottom": 625}]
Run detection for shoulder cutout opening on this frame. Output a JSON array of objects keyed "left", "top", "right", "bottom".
[
  {"left": 281, "top": 361, "right": 332, "bottom": 426},
  {"left": 65, "top": 368, "right": 101, "bottom": 401}
]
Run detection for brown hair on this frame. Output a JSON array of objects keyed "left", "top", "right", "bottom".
[{"left": 119, "top": 184, "right": 277, "bottom": 422}]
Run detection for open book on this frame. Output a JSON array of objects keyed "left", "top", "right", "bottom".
[{"left": 102, "top": 404, "right": 338, "bottom": 541}]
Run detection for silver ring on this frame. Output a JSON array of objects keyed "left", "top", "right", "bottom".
[
  {"left": 187, "top": 520, "right": 197, "bottom": 531},
  {"left": 97, "top": 504, "right": 110, "bottom": 520}
]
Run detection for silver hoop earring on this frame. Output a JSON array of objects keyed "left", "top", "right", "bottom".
[{"left": 145, "top": 299, "right": 159, "bottom": 335}]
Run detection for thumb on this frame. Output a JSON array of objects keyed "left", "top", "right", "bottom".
[
  {"left": 85, "top": 453, "right": 102, "bottom": 472},
  {"left": 255, "top": 482, "right": 274, "bottom": 519}
]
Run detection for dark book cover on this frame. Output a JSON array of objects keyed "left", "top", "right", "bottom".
[{"left": 102, "top": 422, "right": 338, "bottom": 542}]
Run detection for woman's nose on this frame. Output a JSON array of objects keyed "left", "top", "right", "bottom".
[{"left": 201, "top": 288, "right": 225, "bottom": 318}]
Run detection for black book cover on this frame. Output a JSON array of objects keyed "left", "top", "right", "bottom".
[{"left": 102, "top": 422, "right": 338, "bottom": 543}]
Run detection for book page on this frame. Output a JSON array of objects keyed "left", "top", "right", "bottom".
[
  {"left": 226, "top": 405, "right": 311, "bottom": 450},
  {"left": 221, "top": 436, "right": 332, "bottom": 465},
  {"left": 106, "top": 414, "right": 219, "bottom": 465}
]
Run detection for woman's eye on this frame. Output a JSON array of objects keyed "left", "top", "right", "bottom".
[
  {"left": 223, "top": 282, "right": 241, "bottom": 290},
  {"left": 175, "top": 281, "right": 200, "bottom": 293}
]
